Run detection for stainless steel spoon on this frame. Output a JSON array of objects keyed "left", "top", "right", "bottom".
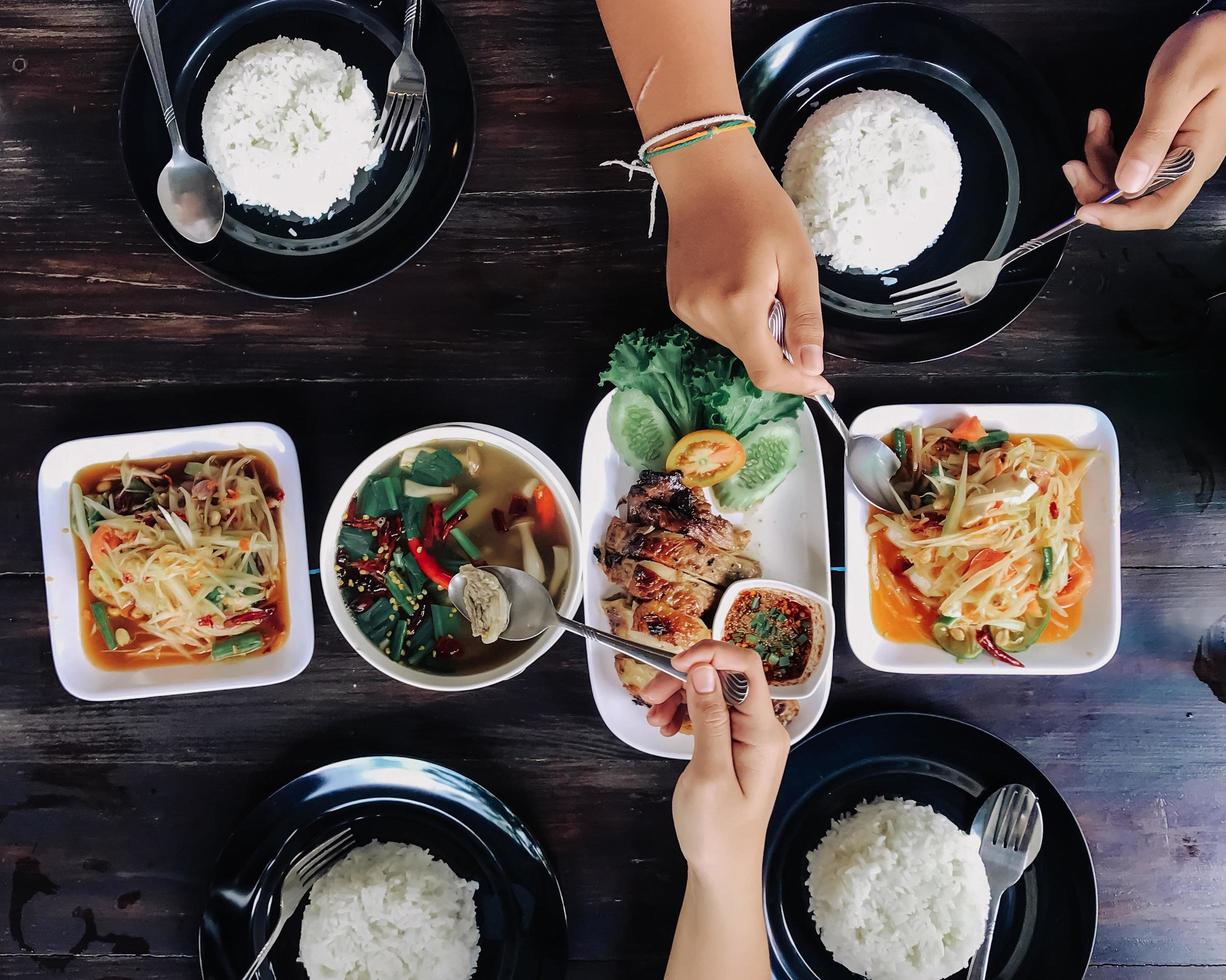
[
  {"left": 768, "top": 299, "right": 903, "bottom": 512},
  {"left": 447, "top": 565, "right": 749, "bottom": 706},
  {"left": 127, "top": 0, "right": 224, "bottom": 244},
  {"left": 966, "top": 784, "right": 1045, "bottom": 980}
]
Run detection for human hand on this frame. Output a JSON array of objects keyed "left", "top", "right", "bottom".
[
  {"left": 652, "top": 131, "right": 834, "bottom": 399},
  {"left": 1063, "top": 12, "right": 1226, "bottom": 230},
  {"left": 653, "top": 641, "right": 790, "bottom": 880}
]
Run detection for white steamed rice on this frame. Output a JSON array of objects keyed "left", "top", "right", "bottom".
[
  {"left": 806, "top": 798, "right": 990, "bottom": 980},
  {"left": 781, "top": 89, "right": 962, "bottom": 274},
  {"left": 202, "top": 37, "right": 382, "bottom": 220},
  {"left": 299, "top": 841, "right": 480, "bottom": 980}
]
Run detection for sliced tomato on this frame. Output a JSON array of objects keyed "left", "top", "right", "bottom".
[
  {"left": 1058, "top": 547, "right": 1095, "bottom": 606},
  {"left": 665, "top": 430, "right": 746, "bottom": 488},
  {"left": 965, "top": 548, "right": 1007, "bottom": 577},
  {"left": 950, "top": 416, "right": 988, "bottom": 443},
  {"left": 89, "top": 525, "right": 129, "bottom": 563}
]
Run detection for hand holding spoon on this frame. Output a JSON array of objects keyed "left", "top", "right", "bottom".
[
  {"left": 448, "top": 565, "right": 749, "bottom": 706},
  {"left": 127, "top": 0, "right": 225, "bottom": 243},
  {"left": 768, "top": 299, "right": 903, "bottom": 512}
]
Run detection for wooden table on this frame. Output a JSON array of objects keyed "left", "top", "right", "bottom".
[{"left": 2, "top": 0, "right": 1224, "bottom": 976}]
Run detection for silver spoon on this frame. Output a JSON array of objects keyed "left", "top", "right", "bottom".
[
  {"left": 768, "top": 299, "right": 903, "bottom": 512},
  {"left": 967, "top": 784, "right": 1045, "bottom": 980},
  {"left": 447, "top": 565, "right": 749, "bottom": 706},
  {"left": 127, "top": 0, "right": 224, "bottom": 244}
]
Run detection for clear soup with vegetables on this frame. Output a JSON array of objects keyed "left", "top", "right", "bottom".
[{"left": 335, "top": 440, "right": 570, "bottom": 675}]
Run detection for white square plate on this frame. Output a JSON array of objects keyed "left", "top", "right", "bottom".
[
  {"left": 581, "top": 392, "right": 833, "bottom": 759},
  {"left": 38, "top": 422, "right": 314, "bottom": 700},
  {"left": 844, "top": 404, "right": 1121, "bottom": 675}
]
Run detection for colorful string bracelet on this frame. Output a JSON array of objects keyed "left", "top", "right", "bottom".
[{"left": 601, "top": 113, "right": 757, "bottom": 236}]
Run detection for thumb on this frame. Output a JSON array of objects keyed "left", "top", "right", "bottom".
[
  {"left": 686, "top": 664, "right": 733, "bottom": 780},
  {"left": 1116, "top": 85, "right": 1196, "bottom": 194},
  {"left": 777, "top": 247, "right": 826, "bottom": 377}
]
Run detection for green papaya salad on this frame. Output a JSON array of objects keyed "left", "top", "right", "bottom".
[{"left": 599, "top": 325, "right": 804, "bottom": 510}]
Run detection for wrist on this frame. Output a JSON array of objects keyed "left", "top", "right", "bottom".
[
  {"left": 651, "top": 128, "right": 767, "bottom": 202},
  {"left": 685, "top": 847, "right": 765, "bottom": 893}
]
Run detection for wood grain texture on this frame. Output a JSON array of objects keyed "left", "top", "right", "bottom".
[{"left": 1, "top": 0, "right": 1225, "bottom": 975}]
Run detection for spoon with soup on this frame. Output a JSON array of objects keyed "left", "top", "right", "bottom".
[{"left": 449, "top": 565, "right": 749, "bottom": 706}]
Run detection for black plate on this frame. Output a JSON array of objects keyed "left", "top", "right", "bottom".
[
  {"left": 741, "top": 2, "right": 1074, "bottom": 362},
  {"left": 198, "top": 757, "right": 567, "bottom": 980},
  {"left": 765, "top": 713, "right": 1097, "bottom": 980},
  {"left": 119, "top": 0, "right": 475, "bottom": 298}
]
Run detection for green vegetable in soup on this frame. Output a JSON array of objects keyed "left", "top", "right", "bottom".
[
  {"left": 358, "top": 475, "right": 399, "bottom": 517},
  {"left": 608, "top": 388, "right": 677, "bottom": 471},
  {"left": 408, "top": 449, "right": 463, "bottom": 487},
  {"left": 714, "top": 420, "right": 802, "bottom": 511},
  {"left": 338, "top": 525, "right": 376, "bottom": 560}
]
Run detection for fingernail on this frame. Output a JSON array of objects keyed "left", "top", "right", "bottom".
[
  {"left": 1078, "top": 208, "right": 1101, "bottom": 226},
  {"left": 1117, "top": 159, "right": 1151, "bottom": 194},
  {"left": 1087, "top": 110, "right": 1099, "bottom": 133},
  {"left": 693, "top": 665, "right": 716, "bottom": 694},
  {"left": 1061, "top": 162, "right": 1078, "bottom": 187},
  {"left": 799, "top": 344, "right": 824, "bottom": 374}
]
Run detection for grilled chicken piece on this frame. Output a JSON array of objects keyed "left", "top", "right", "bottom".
[
  {"left": 600, "top": 596, "right": 710, "bottom": 654},
  {"left": 603, "top": 518, "right": 761, "bottom": 587},
  {"left": 604, "top": 559, "right": 719, "bottom": 617},
  {"left": 633, "top": 600, "right": 711, "bottom": 652},
  {"left": 626, "top": 470, "right": 751, "bottom": 552}
]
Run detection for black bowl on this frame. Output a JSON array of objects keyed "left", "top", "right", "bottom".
[
  {"left": 765, "top": 713, "right": 1097, "bottom": 979},
  {"left": 119, "top": 0, "right": 475, "bottom": 298},
  {"left": 741, "top": 2, "right": 1075, "bottom": 362},
  {"left": 198, "top": 757, "right": 567, "bottom": 980}
]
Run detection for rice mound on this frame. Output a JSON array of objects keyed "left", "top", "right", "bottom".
[
  {"left": 806, "top": 798, "right": 990, "bottom": 980},
  {"left": 781, "top": 89, "right": 962, "bottom": 274},
  {"left": 202, "top": 37, "right": 382, "bottom": 220},
  {"left": 299, "top": 841, "right": 480, "bottom": 980}
]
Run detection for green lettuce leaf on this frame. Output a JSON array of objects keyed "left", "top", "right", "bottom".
[{"left": 599, "top": 325, "right": 700, "bottom": 434}]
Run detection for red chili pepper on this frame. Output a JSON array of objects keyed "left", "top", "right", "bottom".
[
  {"left": 492, "top": 508, "right": 509, "bottom": 534},
  {"left": 350, "top": 587, "right": 390, "bottom": 612},
  {"left": 349, "top": 558, "right": 388, "bottom": 580},
  {"left": 422, "top": 503, "right": 446, "bottom": 548},
  {"left": 434, "top": 635, "right": 463, "bottom": 658},
  {"left": 407, "top": 537, "right": 452, "bottom": 587},
  {"left": 225, "top": 608, "right": 274, "bottom": 627},
  {"left": 975, "top": 626, "right": 1025, "bottom": 668},
  {"left": 508, "top": 494, "right": 530, "bottom": 521},
  {"left": 344, "top": 497, "right": 383, "bottom": 531},
  {"left": 197, "top": 614, "right": 215, "bottom": 627},
  {"left": 442, "top": 509, "right": 467, "bottom": 538},
  {"left": 267, "top": 487, "right": 285, "bottom": 502},
  {"left": 1050, "top": 501, "right": 1059, "bottom": 519},
  {"left": 376, "top": 514, "right": 403, "bottom": 556}
]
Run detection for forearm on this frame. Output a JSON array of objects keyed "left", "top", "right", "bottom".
[
  {"left": 664, "top": 865, "right": 770, "bottom": 980},
  {"left": 594, "top": 0, "right": 743, "bottom": 137}
]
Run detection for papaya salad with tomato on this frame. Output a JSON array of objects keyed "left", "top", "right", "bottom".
[
  {"left": 70, "top": 451, "right": 286, "bottom": 667},
  {"left": 868, "top": 416, "right": 1098, "bottom": 667},
  {"left": 599, "top": 324, "right": 804, "bottom": 508}
]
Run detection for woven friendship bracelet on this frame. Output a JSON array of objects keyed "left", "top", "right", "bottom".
[{"left": 601, "top": 113, "right": 756, "bottom": 236}]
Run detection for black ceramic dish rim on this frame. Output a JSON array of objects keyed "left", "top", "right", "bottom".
[
  {"left": 765, "top": 710, "right": 1099, "bottom": 979},
  {"left": 116, "top": 0, "right": 476, "bottom": 301}
]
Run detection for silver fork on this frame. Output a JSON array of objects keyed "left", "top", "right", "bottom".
[
  {"left": 967, "top": 784, "right": 1043, "bottom": 980},
  {"left": 376, "top": 0, "right": 427, "bottom": 152},
  {"left": 238, "top": 828, "right": 356, "bottom": 980},
  {"left": 890, "top": 146, "right": 1196, "bottom": 321}
]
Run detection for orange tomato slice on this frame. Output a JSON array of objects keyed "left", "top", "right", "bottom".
[{"left": 665, "top": 430, "right": 746, "bottom": 488}]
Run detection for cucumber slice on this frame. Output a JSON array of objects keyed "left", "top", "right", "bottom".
[
  {"left": 607, "top": 388, "right": 677, "bottom": 471},
  {"left": 714, "top": 420, "right": 802, "bottom": 511}
]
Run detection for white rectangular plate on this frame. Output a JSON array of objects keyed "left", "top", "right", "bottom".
[
  {"left": 38, "top": 422, "right": 315, "bottom": 701},
  {"left": 581, "top": 392, "right": 833, "bottom": 759},
  {"left": 844, "top": 403, "right": 1121, "bottom": 675}
]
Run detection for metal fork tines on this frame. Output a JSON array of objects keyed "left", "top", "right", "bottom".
[
  {"left": 377, "top": 0, "right": 428, "bottom": 151},
  {"left": 889, "top": 146, "right": 1196, "bottom": 322},
  {"left": 239, "top": 828, "right": 356, "bottom": 980}
]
